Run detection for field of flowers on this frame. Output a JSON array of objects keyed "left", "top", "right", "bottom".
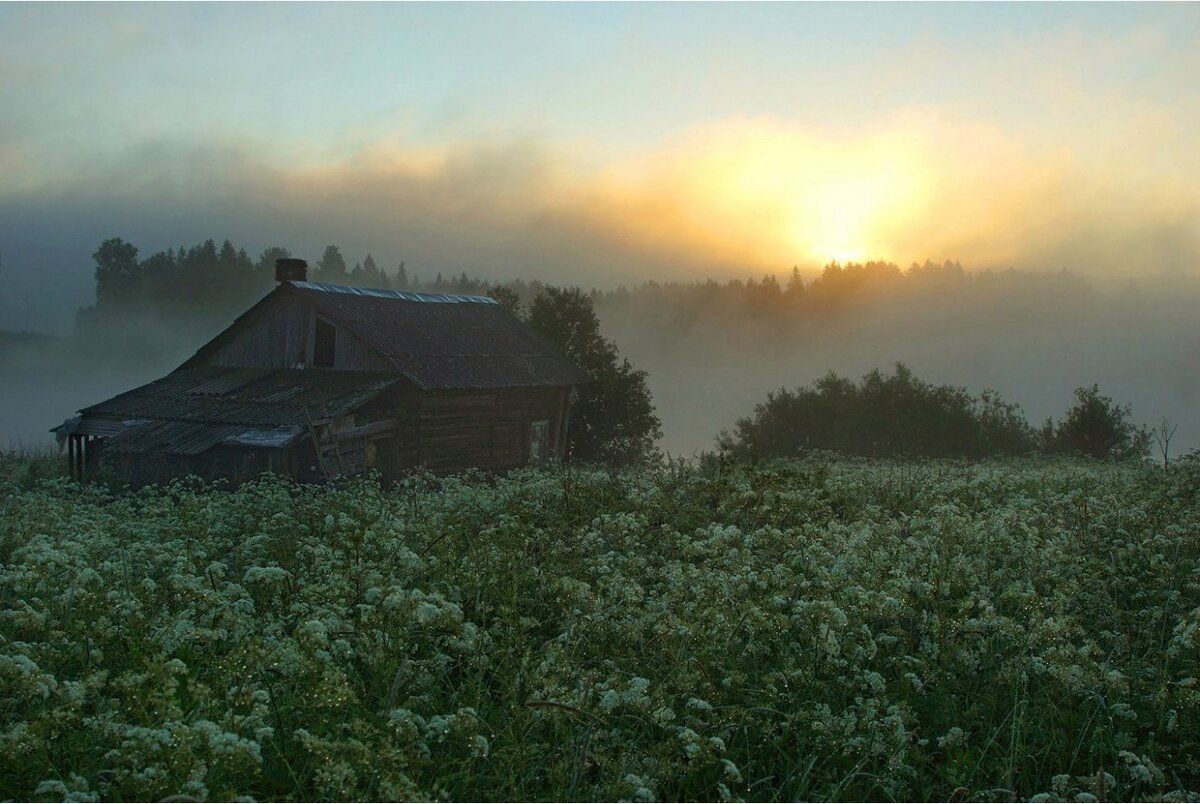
[{"left": 2, "top": 454, "right": 1199, "bottom": 801}]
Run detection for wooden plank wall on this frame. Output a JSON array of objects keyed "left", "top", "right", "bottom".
[
  {"left": 206, "top": 295, "right": 311, "bottom": 368},
  {"left": 411, "top": 386, "right": 567, "bottom": 474},
  {"left": 203, "top": 295, "right": 390, "bottom": 371},
  {"left": 94, "top": 384, "right": 575, "bottom": 486},
  {"left": 332, "top": 325, "right": 392, "bottom": 371}
]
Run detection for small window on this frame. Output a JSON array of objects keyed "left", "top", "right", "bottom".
[
  {"left": 313, "top": 317, "right": 336, "bottom": 368},
  {"left": 529, "top": 420, "right": 550, "bottom": 463}
]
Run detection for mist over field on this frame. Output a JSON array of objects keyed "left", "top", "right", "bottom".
[
  {"left": 598, "top": 271, "right": 1200, "bottom": 457},
  {"left": 3, "top": 255, "right": 1197, "bottom": 459}
]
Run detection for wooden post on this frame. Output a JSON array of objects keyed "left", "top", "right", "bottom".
[
  {"left": 68, "top": 434, "right": 76, "bottom": 480},
  {"left": 559, "top": 387, "right": 576, "bottom": 460},
  {"left": 72, "top": 435, "right": 80, "bottom": 482},
  {"left": 556, "top": 387, "right": 570, "bottom": 457}
]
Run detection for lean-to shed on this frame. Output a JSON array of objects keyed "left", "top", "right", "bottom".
[{"left": 55, "top": 259, "right": 588, "bottom": 485}]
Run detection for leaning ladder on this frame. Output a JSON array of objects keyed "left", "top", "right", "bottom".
[{"left": 304, "top": 404, "right": 346, "bottom": 479}]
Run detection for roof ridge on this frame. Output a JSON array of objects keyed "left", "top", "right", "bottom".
[{"left": 289, "top": 280, "right": 497, "bottom": 304}]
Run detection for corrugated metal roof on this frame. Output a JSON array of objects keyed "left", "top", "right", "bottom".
[
  {"left": 288, "top": 282, "right": 591, "bottom": 390},
  {"left": 105, "top": 421, "right": 245, "bottom": 456},
  {"left": 77, "top": 368, "right": 401, "bottom": 456},
  {"left": 289, "top": 281, "right": 496, "bottom": 305},
  {"left": 188, "top": 367, "right": 274, "bottom": 395}
]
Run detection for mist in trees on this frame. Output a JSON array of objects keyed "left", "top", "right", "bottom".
[
  {"left": 1040, "top": 385, "right": 1151, "bottom": 461},
  {"left": 2, "top": 235, "right": 1195, "bottom": 460}
]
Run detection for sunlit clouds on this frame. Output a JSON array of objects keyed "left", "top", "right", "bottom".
[
  {"left": 236, "top": 108, "right": 1200, "bottom": 279},
  {"left": 0, "top": 2, "right": 1198, "bottom": 290}
]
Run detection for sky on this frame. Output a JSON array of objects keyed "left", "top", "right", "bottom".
[{"left": 2, "top": 2, "right": 1200, "bottom": 332}]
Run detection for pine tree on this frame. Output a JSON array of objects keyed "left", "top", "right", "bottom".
[
  {"left": 362, "top": 254, "right": 382, "bottom": 288},
  {"left": 315, "top": 245, "right": 349, "bottom": 284}
]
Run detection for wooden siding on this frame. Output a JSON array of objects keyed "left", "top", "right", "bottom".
[
  {"left": 92, "top": 384, "right": 576, "bottom": 486},
  {"left": 203, "top": 295, "right": 390, "bottom": 371},
  {"left": 409, "top": 386, "right": 567, "bottom": 474},
  {"left": 303, "top": 384, "right": 570, "bottom": 479},
  {"left": 205, "top": 294, "right": 310, "bottom": 368},
  {"left": 332, "top": 323, "right": 392, "bottom": 372}
]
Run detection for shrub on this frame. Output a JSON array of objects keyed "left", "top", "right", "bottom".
[
  {"left": 1041, "top": 384, "right": 1151, "bottom": 461},
  {"left": 718, "top": 363, "right": 1037, "bottom": 459}
]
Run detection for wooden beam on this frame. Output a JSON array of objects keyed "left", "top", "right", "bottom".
[{"left": 334, "top": 419, "right": 399, "bottom": 441}]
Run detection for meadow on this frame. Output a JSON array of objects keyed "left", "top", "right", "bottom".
[{"left": 1, "top": 454, "right": 1198, "bottom": 801}]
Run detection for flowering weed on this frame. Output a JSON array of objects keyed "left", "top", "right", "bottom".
[{"left": 2, "top": 457, "right": 1199, "bottom": 800}]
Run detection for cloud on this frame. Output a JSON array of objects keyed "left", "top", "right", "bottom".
[
  {"left": 3, "top": 4, "right": 1199, "bottom": 293},
  {"left": 567, "top": 110, "right": 1200, "bottom": 277},
  {"left": 3, "top": 102, "right": 1199, "bottom": 308}
]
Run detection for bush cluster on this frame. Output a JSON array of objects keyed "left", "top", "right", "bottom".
[{"left": 720, "top": 364, "right": 1151, "bottom": 462}]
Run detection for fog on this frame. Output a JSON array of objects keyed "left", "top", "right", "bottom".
[
  {"left": 0, "top": 315, "right": 216, "bottom": 453},
  {"left": 595, "top": 269, "right": 1200, "bottom": 458},
  {"left": 2, "top": 0, "right": 1199, "bottom": 459},
  {"left": 3, "top": 260, "right": 1197, "bottom": 460}
]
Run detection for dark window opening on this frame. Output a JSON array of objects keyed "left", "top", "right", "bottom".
[{"left": 314, "top": 317, "right": 336, "bottom": 368}]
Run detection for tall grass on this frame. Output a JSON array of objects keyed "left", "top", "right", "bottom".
[
  {"left": 1, "top": 456, "right": 1198, "bottom": 800},
  {"left": 0, "top": 445, "right": 65, "bottom": 489}
]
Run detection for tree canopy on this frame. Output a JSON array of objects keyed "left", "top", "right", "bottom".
[
  {"left": 719, "top": 364, "right": 1040, "bottom": 460},
  {"left": 1041, "top": 384, "right": 1151, "bottom": 461},
  {"left": 527, "top": 287, "right": 661, "bottom": 466},
  {"left": 93, "top": 238, "right": 140, "bottom": 304},
  {"left": 720, "top": 366, "right": 1155, "bottom": 462}
]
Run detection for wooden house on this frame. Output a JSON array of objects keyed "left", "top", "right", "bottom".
[{"left": 54, "top": 259, "right": 588, "bottom": 485}]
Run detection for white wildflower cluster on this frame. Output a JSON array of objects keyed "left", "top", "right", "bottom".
[{"left": 1, "top": 455, "right": 1199, "bottom": 800}]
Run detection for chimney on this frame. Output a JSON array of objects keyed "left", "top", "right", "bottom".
[{"left": 275, "top": 258, "right": 307, "bottom": 283}]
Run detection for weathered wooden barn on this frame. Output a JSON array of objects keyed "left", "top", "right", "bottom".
[{"left": 55, "top": 259, "right": 588, "bottom": 485}]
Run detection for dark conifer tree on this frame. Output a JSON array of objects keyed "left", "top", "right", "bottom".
[{"left": 315, "top": 245, "right": 349, "bottom": 284}]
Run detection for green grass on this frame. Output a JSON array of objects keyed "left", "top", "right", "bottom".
[
  {"left": 0, "top": 447, "right": 66, "bottom": 490},
  {"left": 1, "top": 455, "right": 1198, "bottom": 801}
]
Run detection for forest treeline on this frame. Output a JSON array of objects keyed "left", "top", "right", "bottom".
[{"left": 80, "top": 235, "right": 1098, "bottom": 331}]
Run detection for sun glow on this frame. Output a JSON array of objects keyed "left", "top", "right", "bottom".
[
  {"left": 596, "top": 119, "right": 934, "bottom": 269},
  {"left": 718, "top": 129, "right": 930, "bottom": 265}
]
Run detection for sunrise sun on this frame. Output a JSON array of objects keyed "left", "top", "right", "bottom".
[{"left": 647, "top": 119, "right": 931, "bottom": 268}]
